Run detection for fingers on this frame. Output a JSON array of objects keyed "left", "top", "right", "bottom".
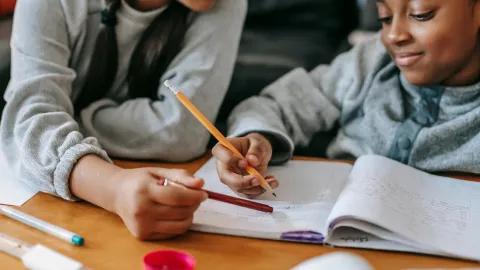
[
  {"left": 217, "top": 162, "right": 280, "bottom": 196},
  {"left": 212, "top": 135, "right": 271, "bottom": 176},
  {"left": 237, "top": 186, "right": 266, "bottom": 197},
  {"left": 150, "top": 168, "right": 204, "bottom": 189},
  {"left": 217, "top": 163, "right": 258, "bottom": 190},
  {"left": 244, "top": 134, "right": 270, "bottom": 167},
  {"left": 212, "top": 140, "right": 247, "bottom": 170},
  {"left": 152, "top": 216, "right": 194, "bottom": 235},
  {"left": 133, "top": 217, "right": 194, "bottom": 241},
  {"left": 121, "top": 168, "right": 205, "bottom": 241},
  {"left": 152, "top": 204, "right": 200, "bottom": 221},
  {"left": 238, "top": 181, "right": 279, "bottom": 195},
  {"left": 237, "top": 176, "right": 279, "bottom": 198},
  {"left": 147, "top": 178, "right": 207, "bottom": 207}
]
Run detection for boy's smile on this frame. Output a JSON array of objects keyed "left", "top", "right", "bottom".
[
  {"left": 376, "top": 0, "right": 480, "bottom": 87},
  {"left": 393, "top": 51, "right": 424, "bottom": 67}
]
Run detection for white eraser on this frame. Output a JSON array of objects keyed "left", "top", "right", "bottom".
[
  {"left": 290, "top": 252, "right": 374, "bottom": 270},
  {"left": 22, "top": 244, "right": 85, "bottom": 270},
  {"left": 164, "top": 80, "right": 179, "bottom": 95}
]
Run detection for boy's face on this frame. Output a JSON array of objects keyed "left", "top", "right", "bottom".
[
  {"left": 377, "top": 0, "right": 480, "bottom": 86},
  {"left": 177, "top": 0, "right": 217, "bottom": 11},
  {"left": 130, "top": 0, "right": 217, "bottom": 11}
]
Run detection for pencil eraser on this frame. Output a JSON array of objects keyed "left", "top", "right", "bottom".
[
  {"left": 22, "top": 244, "right": 85, "bottom": 270},
  {"left": 163, "top": 80, "right": 179, "bottom": 95}
]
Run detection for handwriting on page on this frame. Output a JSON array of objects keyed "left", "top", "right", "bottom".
[
  {"left": 345, "top": 177, "right": 469, "bottom": 238},
  {"left": 196, "top": 201, "right": 326, "bottom": 223},
  {"left": 339, "top": 236, "right": 369, "bottom": 243}
]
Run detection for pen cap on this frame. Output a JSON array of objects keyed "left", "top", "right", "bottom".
[{"left": 143, "top": 250, "right": 195, "bottom": 270}]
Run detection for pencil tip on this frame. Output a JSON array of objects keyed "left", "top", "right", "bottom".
[{"left": 272, "top": 193, "right": 277, "bottom": 197}]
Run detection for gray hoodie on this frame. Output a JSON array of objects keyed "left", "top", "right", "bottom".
[
  {"left": 1, "top": 0, "right": 246, "bottom": 200},
  {"left": 228, "top": 35, "right": 480, "bottom": 174}
]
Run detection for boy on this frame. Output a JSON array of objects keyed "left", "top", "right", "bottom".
[{"left": 213, "top": 0, "right": 480, "bottom": 197}]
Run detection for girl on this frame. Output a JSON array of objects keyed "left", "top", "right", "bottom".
[
  {"left": 0, "top": 0, "right": 246, "bottom": 240},
  {"left": 213, "top": 0, "right": 480, "bottom": 198}
]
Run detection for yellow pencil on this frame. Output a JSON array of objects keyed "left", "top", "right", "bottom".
[{"left": 164, "top": 80, "right": 277, "bottom": 197}]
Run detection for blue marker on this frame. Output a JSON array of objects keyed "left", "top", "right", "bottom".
[{"left": 0, "top": 206, "right": 84, "bottom": 246}]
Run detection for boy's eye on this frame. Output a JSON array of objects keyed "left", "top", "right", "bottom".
[
  {"left": 410, "top": 10, "right": 435, "bottom": 21},
  {"left": 378, "top": 16, "right": 393, "bottom": 25}
]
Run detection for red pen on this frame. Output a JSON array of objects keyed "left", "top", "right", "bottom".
[{"left": 159, "top": 178, "right": 274, "bottom": 213}]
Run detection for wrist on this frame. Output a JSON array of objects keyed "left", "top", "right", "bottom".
[
  {"left": 107, "top": 168, "right": 129, "bottom": 216},
  {"left": 70, "top": 154, "right": 122, "bottom": 213},
  {"left": 101, "top": 167, "right": 126, "bottom": 214}
]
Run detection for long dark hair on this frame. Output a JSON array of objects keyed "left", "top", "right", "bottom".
[{"left": 74, "top": 0, "right": 190, "bottom": 111}]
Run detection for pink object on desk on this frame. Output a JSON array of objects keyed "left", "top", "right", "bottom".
[
  {"left": 0, "top": 0, "right": 16, "bottom": 16},
  {"left": 143, "top": 250, "right": 196, "bottom": 270}
]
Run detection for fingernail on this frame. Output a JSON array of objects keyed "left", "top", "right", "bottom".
[
  {"left": 248, "top": 155, "right": 259, "bottom": 166},
  {"left": 238, "top": 160, "right": 247, "bottom": 168},
  {"left": 271, "top": 181, "right": 279, "bottom": 189},
  {"left": 202, "top": 192, "right": 208, "bottom": 201},
  {"left": 252, "top": 178, "right": 260, "bottom": 186}
]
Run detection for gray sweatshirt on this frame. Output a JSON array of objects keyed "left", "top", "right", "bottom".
[
  {"left": 228, "top": 35, "right": 480, "bottom": 174},
  {"left": 0, "top": 0, "right": 246, "bottom": 200}
]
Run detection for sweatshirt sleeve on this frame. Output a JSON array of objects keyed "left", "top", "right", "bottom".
[
  {"left": 79, "top": 0, "right": 247, "bottom": 162},
  {"left": 0, "top": 0, "right": 111, "bottom": 201},
  {"left": 227, "top": 35, "right": 390, "bottom": 164}
]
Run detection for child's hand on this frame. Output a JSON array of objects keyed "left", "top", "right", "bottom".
[
  {"left": 212, "top": 133, "right": 279, "bottom": 198},
  {"left": 112, "top": 168, "right": 208, "bottom": 240}
]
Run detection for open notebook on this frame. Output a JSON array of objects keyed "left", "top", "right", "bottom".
[{"left": 193, "top": 155, "right": 480, "bottom": 261}]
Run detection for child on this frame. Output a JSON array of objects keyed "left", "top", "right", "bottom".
[
  {"left": 0, "top": 0, "right": 246, "bottom": 240},
  {"left": 212, "top": 0, "right": 480, "bottom": 198}
]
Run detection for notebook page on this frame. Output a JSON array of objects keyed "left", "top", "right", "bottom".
[
  {"left": 326, "top": 155, "right": 480, "bottom": 260},
  {"left": 327, "top": 219, "right": 452, "bottom": 258},
  {"left": 192, "top": 158, "right": 352, "bottom": 239}
]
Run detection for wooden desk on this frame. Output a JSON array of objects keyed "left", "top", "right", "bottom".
[{"left": 1, "top": 155, "right": 479, "bottom": 270}]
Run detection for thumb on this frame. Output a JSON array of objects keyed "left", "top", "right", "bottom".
[
  {"left": 150, "top": 168, "right": 204, "bottom": 189},
  {"left": 245, "top": 134, "right": 270, "bottom": 167}
]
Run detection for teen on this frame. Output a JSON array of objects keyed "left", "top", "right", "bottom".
[{"left": 0, "top": 0, "right": 246, "bottom": 240}]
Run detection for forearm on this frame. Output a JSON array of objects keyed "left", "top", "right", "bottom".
[
  {"left": 70, "top": 154, "right": 122, "bottom": 213},
  {"left": 80, "top": 98, "right": 213, "bottom": 161}
]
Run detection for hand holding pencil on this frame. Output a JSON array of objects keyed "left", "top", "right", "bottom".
[
  {"left": 164, "top": 81, "right": 279, "bottom": 198},
  {"left": 160, "top": 178, "right": 273, "bottom": 213},
  {"left": 211, "top": 133, "right": 279, "bottom": 198}
]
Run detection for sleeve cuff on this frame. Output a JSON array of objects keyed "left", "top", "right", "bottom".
[{"left": 53, "top": 138, "right": 112, "bottom": 201}]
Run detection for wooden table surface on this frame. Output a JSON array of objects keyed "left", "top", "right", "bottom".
[{"left": 1, "top": 154, "right": 479, "bottom": 270}]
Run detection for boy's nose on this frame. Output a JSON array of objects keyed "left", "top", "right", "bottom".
[{"left": 386, "top": 20, "right": 412, "bottom": 46}]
